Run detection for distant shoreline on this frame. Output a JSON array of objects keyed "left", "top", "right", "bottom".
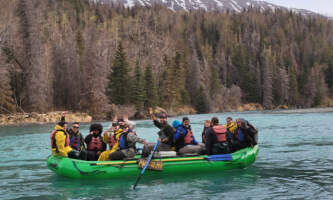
[
  {"left": 263, "top": 107, "right": 333, "bottom": 114},
  {"left": 1, "top": 107, "right": 333, "bottom": 127},
  {"left": 0, "top": 112, "right": 92, "bottom": 127}
]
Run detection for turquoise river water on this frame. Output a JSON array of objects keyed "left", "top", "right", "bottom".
[{"left": 1, "top": 110, "right": 333, "bottom": 199}]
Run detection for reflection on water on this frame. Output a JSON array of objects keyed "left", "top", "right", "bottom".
[
  {"left": 1, "top": 110, "right": 333, "bottom": 199},
  {"left": 46, "top": 167, "right": 260, "bottom": 200}
]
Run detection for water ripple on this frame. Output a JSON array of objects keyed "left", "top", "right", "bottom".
[{"left": 1, "top": 111, "right": 333, "bottom": 199}]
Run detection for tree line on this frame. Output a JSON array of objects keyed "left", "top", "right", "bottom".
[{"left": 1, "top": 0, "right": 333, "bottom": 118}]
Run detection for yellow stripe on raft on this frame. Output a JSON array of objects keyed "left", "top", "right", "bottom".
[{"left": 94, "top": 157, "right": 207, "bottom": 166}]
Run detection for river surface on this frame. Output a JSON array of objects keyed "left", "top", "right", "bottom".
[{"left": 1, "top": 110, "right": 333, "bottom": 200}]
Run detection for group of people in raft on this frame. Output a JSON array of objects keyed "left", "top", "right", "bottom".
[{"left": 50, "top": 109, "right": 258, "bottom": 161}]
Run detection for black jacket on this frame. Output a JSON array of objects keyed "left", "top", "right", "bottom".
[
  {"left": 153, "top": 120, "right": 174, "bottom": 146},
  {"left": 235, "top": 119, "right": 258, "bottom": 147},
  {"left": 205, "top": 126, "right": 232, "bottom": 155}
]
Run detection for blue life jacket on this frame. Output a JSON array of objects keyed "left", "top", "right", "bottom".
[
  {"left": 119, "top": 132, "right": 129, "bottom": 150},
  {"left": 70, "top": 135, "right": 81, "bottom": 150},
  {"left": 238, "top": 129, "right": 245, "bottom": 142}
]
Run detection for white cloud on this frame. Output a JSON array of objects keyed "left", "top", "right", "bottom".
[{"left": 264, "top": 0, "right": 333, "bottom": 16}]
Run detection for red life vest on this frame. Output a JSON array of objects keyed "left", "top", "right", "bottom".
[
  {"left": 87, "top": 136, "right": 103, "bottom": 151},
  {"left": 184, "top": 130, "right": 194, "bottom": 144},
  {"left": 50, "top": 129, "right": 70, "bottom": 152},
  {"left": 212, "top": 125, "right": 227, "bottom": 142}
]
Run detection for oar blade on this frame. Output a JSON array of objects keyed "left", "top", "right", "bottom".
[{"left": 207, "top": 154, "right": 233, "bottom": 161}]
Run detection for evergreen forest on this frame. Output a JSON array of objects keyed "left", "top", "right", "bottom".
[{"left": 1, "top": 0, "right": 333, "bottom": 118}]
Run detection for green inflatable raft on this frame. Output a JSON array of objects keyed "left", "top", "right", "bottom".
[{"left": 47, "top": 145, "right": 259, "bottom": 179}]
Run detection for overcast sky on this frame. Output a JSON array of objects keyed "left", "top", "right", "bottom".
[{"left": 264, "top": 0, "right": 333, "bottom": 16}]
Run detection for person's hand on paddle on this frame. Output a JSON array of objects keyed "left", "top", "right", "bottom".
[
  {"left": 61, "top": 111, "right": 67, "bottom": 117},
  {"left": 161, "top": 138, "right": 168, "bottom": 143}
]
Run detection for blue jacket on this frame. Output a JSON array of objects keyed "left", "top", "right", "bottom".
[{"left": 174, "top": 125, "right": 198, "bottom": 150}]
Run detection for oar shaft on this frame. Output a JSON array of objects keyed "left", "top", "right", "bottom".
[{"left": 133, "top": 141, "right": 160, "bottom": 189}]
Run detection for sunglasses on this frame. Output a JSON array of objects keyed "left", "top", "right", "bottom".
[{"left": 73, "top": 126, "right": 79, "bottom": 128}]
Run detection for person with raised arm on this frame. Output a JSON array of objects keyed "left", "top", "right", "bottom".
[
  {"left": 142, "top": 107, "right": 175, "bottom": 157},
  {"left": 50, "top": 112, "right": 82, "bottom": 159}
]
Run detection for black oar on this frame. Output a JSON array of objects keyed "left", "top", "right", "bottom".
[{"left": 133, "top": 140, "right": 160, "bottom": 189}]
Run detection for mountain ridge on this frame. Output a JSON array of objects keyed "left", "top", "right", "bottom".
[{"left": 97, "top": 0, "right": 320, "bottom": 17}]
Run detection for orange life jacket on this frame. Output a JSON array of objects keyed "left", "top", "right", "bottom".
[
  {"left": 212, "top": 125, "right": 227, "bottom": 142},
  {"left": 184, "top": 130, "right": 194, "bottom": 144}
]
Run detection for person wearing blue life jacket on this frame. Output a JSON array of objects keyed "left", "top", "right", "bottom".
[
  {"left": 50, "top": 112, "right": 84, "bottom": 159},
  {"left": 233, "top": 118, "right": 258, "bottom": 151},
  {"left": 68, "top": 122, "right": 85, "bottom": 151},
  {"left": 108, "top": 123, "right": 148, "bottom": 160},
  {"left": 174, "top": 117, "right": 204, "bottom": 155},
  {"left": 68, "top": 122, "right": 87, "bottom": 160}
]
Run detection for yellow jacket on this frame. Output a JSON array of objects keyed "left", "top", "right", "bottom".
[
  {"left": 225, "top": 122, "right": 237, "bottom": 134},
  {"left": 98, "top": 129, "right": 123, "bottom": 161},
  {"left": 51, "top": 125, "right": 72, "bottom": 157}
]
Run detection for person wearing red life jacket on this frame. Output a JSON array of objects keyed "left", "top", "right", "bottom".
[
  {"left": 50, "top": 115, "right": 82, "bottom": 159},
  {"left": 174, "top": 117, "right": 204, "bottom": 155},
  {"left": 205, "top": 117, "right": 231, "bottom": 155},
  {"left": 50, "top": 120, "right": 72, "bottom": 157},
  {"left": 85, "top": 123, "right": 107, "bottom": 161}
]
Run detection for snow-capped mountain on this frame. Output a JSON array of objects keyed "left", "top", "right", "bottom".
[{"left": 97, "top": 0, "right": 319, "bottom": 16}]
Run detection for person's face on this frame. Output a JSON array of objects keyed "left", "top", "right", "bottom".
[
  {"left": 112, "top": 122, "right": 119, "bottom": 130},
  {"left": 236, "top": 120, "right": 241, "bottom": 127},
  {"left": 64, "top": 123, "right": 68, "bottom": 130},
  {"left": 204, "top": 120, "right": 211, "bottom": 127},
  {"left": 92, "top": 129, "right": 99, "bottom": 135},
  {"left": 160, "top": 117, "right": 167, "bottom": 124},
  {"left": 118, "top": 121, "right": 125, "bottom": 127},
  {"left": 72, "top": 124, "right": 79, "bottom": 133},
  {"left": 183, "top": 120, "right": 190, "bottom": 127},
  {"left": 227, "top": 118, "right": 232, "bottom": 125},
  {"left": 122, "top": 126, "right": 129, "bottom": 132}
]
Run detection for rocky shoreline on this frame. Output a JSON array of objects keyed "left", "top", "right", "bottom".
[
  {"left": 0, "top": 111, "right": 92, "bottom": 126},
  {"left": 1, "top": 104, "right": 331, "bottom": 126}
]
